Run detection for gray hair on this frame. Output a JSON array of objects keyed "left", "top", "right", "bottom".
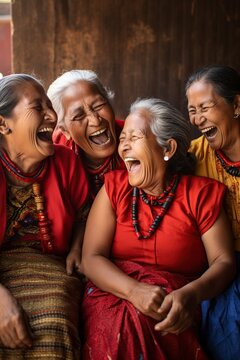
[
  {"left": 47, "top": 70, "right": 114, "bottom": 127},
  {"left": 0, "top": 73, "right": 42, "bottom": 117},
  {"left": 130, "top": 98, "right": 195, "bottom": 175}
]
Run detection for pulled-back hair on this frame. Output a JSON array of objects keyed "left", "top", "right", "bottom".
[
  {"left": 130, "top": 98, "right": 196, "bottom": 176},
  {"left": 0, "top": 73, "right": 42, "bottom": 117},
  {"left": 47, "top": 70, "right": 114, "bottom": 127},
  {"left": 185, "top": 65, "right": 240, "bottom": 103}
]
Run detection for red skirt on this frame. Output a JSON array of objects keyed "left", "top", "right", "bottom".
[{"left": 81, "top": 260, "right": 209, "bottom": 360}]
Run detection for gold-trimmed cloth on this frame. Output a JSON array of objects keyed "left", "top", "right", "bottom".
[{"left": 0, "top": 241, "right": 82, "bottom": 359}]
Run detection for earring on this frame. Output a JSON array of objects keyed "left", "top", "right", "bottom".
[
  {"left": 234, "top": 113, "right": 239, "bottom": 119},
  {"left": 164, "top": 155, "right": 169, "bottom": 161}
]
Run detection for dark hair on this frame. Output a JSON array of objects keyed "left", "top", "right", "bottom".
[
  {"left": 185, "top": 65, "right": 240, "bottom": 104},
  {"left": 0, "top": 74, "right": 43, "bottom": 117},
  {"left": 130, "top": 98, "right": 196, "bottom": 176}
]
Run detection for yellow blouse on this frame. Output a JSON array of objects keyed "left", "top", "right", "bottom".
[{"left": 190, "top": 135, "right": 240, "bottom": 251}]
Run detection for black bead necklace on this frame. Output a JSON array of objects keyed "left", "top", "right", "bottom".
[
  {"left": 132, "top": 174, "right": 180, "bottom": 239},
  {"left": 215, "top": 150, "right": 240, "bottom": 177}
]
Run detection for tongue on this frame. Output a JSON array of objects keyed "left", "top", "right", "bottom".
[
  {"left": 90, "top": 132, "right": 109, "bottom": 145},
  {"left": 206, "top": 127, "right": 217, "bottom": 139},
  {"left": 38, "top": 132, "right": 53, "bottom": 141}
]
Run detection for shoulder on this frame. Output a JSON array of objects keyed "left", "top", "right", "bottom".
[
  {"left": 190, "top": 135, "right": 213, "bottom": 160},
  {"left": 104, "top": 169, "right": 130, "bottom": 201},
  {"left": 50, "top": 144, "right": 85, "bottom": 174},
  {"left": 181, "top": 174, "right": 226, "bottom": 191},
  {"left": 180, "top": 174, "right": 226, "bottom": 202}
]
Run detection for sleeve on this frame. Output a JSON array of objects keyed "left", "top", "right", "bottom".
[
  {"left": 104, "top": 170, "right": 129, "bottom": 212},
  {"left": 189, "top": 177, "right": 226, "bottom": 235}
]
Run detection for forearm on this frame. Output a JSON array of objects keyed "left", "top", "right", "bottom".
[
  {"left": 182, "top": 257, "right": 236, "bottom": 304},
  {"left": 82, "top": 255, "right": 139, "bottom": 300}
]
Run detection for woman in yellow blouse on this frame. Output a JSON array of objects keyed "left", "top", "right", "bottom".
[{"left": 186, "top": 64, "right": 240, "bottom": 360}]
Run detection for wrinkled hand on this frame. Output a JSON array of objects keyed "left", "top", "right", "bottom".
[
  {"left": 154, "top": 286, "right": 198, "bottom": 335},
  {"left": 0, "top": 285, "right": 33, "bottom": 348},
  {"left": 127, "top": 282, "right": 167, "bottom": 320},
  {"left": 66, "top": 248, "right": 82, "bottom": 275}
]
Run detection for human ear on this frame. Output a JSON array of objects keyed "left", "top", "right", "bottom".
[
  {"left": 0, "top": 116, "right": 12, "bottom": 135},
  {"left": 164, "top": 138, "right": 177, "bottom": 160},
  {"left": 233, "top": 95, "right": 240, "bottom": 116}
]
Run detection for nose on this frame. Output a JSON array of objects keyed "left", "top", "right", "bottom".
[
  {"left": 119, "top": 138, "right": 131, "bottom": 155},
  {"left": 45, "top": 107, "right": 57, "bottom": 125},
  {"left": 87, "top": 111, "right": 102, "bottom": 126},
  {"left": 190, "top": 112, "right": 206, "bottom": 127}
]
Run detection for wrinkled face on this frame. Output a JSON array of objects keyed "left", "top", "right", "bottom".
[
  {"left": 61, "top": 81, "right": 116, "bottom": 165},
  {"left": 5, "top": 81, "right": 57, "bottom": 161},
  {"left": 187, "top": 80, "right": 238, "bottom": 151},
  {"left": 118, "top": 109, "right": 166, "bottom": 194}
]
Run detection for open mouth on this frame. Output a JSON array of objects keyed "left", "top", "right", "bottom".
[
  {"left": 124, "top": 157, "right": 141, "bottom": 172},
  {"left": 202, "top": 126, "right": 217, "bottom": 139},
  {"left": 37, "top": 127, "right": 54, "bottom": 142},
  {"left": 89, "top": 128, "right": 111, "bottom": 146}
]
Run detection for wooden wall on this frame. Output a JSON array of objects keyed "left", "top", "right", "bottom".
[{"left": 12, "top": 0, "right": 240, "bottom": 120}]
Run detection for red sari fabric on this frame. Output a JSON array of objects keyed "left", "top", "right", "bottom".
[
  {"left": 81, "top": 170, "right": 226, "bottom": 360},
  {"left": 0, "top": 145, "right": 89, "bottom": 255},
  {"left": 53, "top": 120, "right": 125, "bottom": 198}
]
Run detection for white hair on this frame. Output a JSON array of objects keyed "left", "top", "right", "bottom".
[{"left": 47, "top": 70, "right": 114, "bottom": 127}]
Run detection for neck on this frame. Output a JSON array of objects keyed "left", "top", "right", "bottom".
[
  {"left": 1, "top": 148, "right": 41, "bottom": 173},
  {"left": 84, "top": 154, "right": 109, "bottom": 169}
]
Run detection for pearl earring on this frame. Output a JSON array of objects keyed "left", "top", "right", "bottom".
[{"left": 164, "top": 155, "right": 169, "bottom": 161}]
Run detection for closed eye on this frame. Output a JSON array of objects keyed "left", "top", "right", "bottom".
[{"left": 93, "top": 102, "right": 107, "bottom": 111}]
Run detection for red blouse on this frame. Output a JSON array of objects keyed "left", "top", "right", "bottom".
[
  {"left": 0, "top": 145, "right": 89, "bottom": 255},
  {"left": 105, "top": 170, "right": 226, "bottom": 277}
]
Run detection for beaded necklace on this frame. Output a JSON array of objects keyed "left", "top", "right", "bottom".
[
  {"left": 215, "top": 150, "right": 240, "bottom": 177},
  {"left": 132, "top": 174, "right": 180, "bottom": 239},
  {"left": 0, "top": 150, "right": 53, "bottom": 251}
]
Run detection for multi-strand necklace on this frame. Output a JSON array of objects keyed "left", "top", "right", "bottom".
[
  {"left": 0, "top": 150, "right": 53, "bottom": 251},
  {"left": 215, "top": 150, "right": 240, "bottom": 177},
  {"left": 132, "top": 174, "right": 180, "bottom": 239}
]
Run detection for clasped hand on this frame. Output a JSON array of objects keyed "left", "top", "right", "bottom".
[{"left": 128, "top": 282, "right": 198, "bottom": 335}]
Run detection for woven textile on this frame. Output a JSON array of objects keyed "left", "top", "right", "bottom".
[{"left": 0, "top": 241, "right": 83, "bottom": 359}]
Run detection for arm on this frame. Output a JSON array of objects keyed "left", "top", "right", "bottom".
[
  {"left": 155, "top": 208, "right": 236, "bottom": 334},
  {"left": 66, "top": 201, "right": 90, "bottom": 275},
  {"left": 81, "top": 185, "right": 166, "bottom": 319}
]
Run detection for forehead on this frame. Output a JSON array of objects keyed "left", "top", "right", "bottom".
[
  {"left": 187, "top": 81, "right": 218, "bottom": 103},
  {"left": 62, "top": 80, "right": 102, "bottom": 102},
  {"left": 124, "top": 109, "right": 151, "bottom": 130},
  {"left": 16, "top": 81, "right": 45, "bottom": 102}
]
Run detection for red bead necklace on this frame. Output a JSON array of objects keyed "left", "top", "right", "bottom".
[
  {"left": 215, "top": 150, "right": 240, "bottom": 177},
  {"left": 132, "top": 174, "right": 180, "bottom": 239},
  {"left": 0, "top": 150, "right": 53, "bottom": 252}
]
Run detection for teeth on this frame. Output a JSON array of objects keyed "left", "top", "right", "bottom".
[
  {"left": 124, "top": 157, "right": 137, "bottom": 163},
  {"left": 38, "top": 127, "right": 53, "bottom": 133},
  {"left": 90, "top": 128, "right": 106, "bottom": 137},
  {"left": 201, "top": 126, "right": 215, "bottom": 134}
]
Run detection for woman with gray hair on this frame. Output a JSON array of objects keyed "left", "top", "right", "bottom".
[
  {"left": 47, "top": 70, "right": 125, "bottom": 198},
  {"left": 80, "top": 98, "right": 235, "bottom": 359}
]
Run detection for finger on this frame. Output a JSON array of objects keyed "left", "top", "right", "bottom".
[
  {"left": 154, "top": 310, "right": 180, "bottom": 332},
  {"left": 66, "top": 259, "right": 74, "bottom": 275},
  {"left": 15, "top": 315, "right": 33, "bottom": 348}
]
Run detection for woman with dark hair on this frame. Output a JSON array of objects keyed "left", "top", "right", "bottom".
[
  {"left": 80, "top": 98, "right": 235, "bottom": 360},
  {"left": 186, "top": 65, "right": 240, "bottom": 360},
  {"left": 47, "top": 70, "right": 125, "bottom": 198},
  {"left": 0, "top": 74, "right": 89, "bottom": 358}
]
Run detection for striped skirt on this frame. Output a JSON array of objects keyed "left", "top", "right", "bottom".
[{"left": 0, "top": 241, "right": 83, "bottom": 359}]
